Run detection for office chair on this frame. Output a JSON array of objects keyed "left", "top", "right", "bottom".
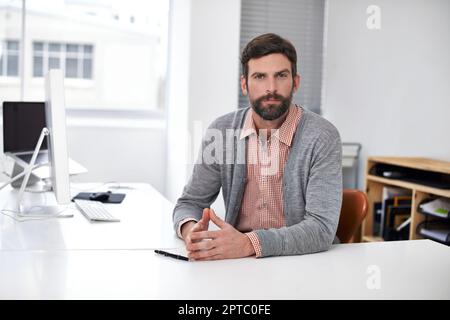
[{"left": 336, "top": 189, "right": 369, "bottom": 243}]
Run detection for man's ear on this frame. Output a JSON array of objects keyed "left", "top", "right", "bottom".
[
  {"left": 293, "top": 74, "right": 301, "bottom": 93},
  {"left": 240, "top": 75, "right": 248, "bottom": 96}
]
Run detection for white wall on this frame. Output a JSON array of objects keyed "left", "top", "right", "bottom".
[
  {"left": 165, "top": 0, "right": 241, "bottom": 211},
  {"left": 322, "top": 0, "right": 450, "bottom": 188}
]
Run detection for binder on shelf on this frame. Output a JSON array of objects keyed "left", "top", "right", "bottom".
[
  {"left": 380, "top": 186, "right": 412, "bottom": 238},
  {"left": 383, "top": 203, "right": 411, "bottom": 241},
  {"left": 373, "top": 202, "right": 382, "bottom": 236}
]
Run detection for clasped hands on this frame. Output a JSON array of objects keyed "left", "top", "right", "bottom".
[{"left": 181, "top": 208, "right": 256, "bottom": 261}]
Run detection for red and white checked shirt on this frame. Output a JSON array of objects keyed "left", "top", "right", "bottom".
[{"left": 239, "top": 105, "right": 302, "bottom": 257}]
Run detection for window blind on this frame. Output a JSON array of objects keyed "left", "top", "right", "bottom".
[{"left": 238, "top": 0, "right": 325, "bottom": 114}]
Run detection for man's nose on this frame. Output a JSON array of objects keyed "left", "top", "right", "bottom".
[{"left": 267, "top": 76, "right": 278, "bottom": 93}]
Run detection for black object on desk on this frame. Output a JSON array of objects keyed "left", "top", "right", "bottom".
[
  {"left": 154, "top": 250, "right": 189, "bottom": 261},
  {"left": 72, "top": 191, "right": 126, "bottom": 204},
  {"left": 369, "top": 163, "right": 450, "bottom": 189}
]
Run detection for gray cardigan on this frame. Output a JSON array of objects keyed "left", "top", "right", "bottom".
[{"left": 173, "top": 106, "right": 343, "bottom": 257}]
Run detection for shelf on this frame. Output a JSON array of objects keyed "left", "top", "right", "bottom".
[
  {"left": 362, "top": 157, "right": 450, "bottom": 245},
  {"left": 362, "top": 236, "right": 384, "bottom": 242},
  {"left": 366, "top": 175, "right": 450, "bottom": 198},
  {"left": 368, "top": 157, "right": 450, "bottom": 175}
]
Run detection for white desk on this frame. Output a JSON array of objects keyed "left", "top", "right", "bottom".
[
  {"left": 1, "top": 183, "right": 449, "bottom": 299},
  {"left": 0, "top": 183, "right": 181, "bottom": 250},
  {"left": 1, "top": 240, "right": 449, "bottom": 299}
]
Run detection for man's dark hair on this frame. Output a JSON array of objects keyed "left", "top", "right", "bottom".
[{"left": 240, "top": 33, "right": 297, "bottom": 81}]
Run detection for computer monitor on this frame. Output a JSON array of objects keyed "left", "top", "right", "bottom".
[
  {"left": 2, "top": 101, "right": 49, "bottom": 188},
  {"left": 44, "top": 69, "right": 71, "bottom": 205},
  {"left": 7, "top": 69, "right": 72, "bottom": 216}
]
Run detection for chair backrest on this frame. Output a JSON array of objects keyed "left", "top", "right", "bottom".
[{"left": 336, "top": 189, "right": 369, "bottom": 243}]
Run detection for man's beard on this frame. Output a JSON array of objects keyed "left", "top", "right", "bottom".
[{"left": 250, "top": 90, "right": 293, "bottom": 121}]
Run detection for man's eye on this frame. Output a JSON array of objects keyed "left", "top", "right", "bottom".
[
  {"left": 255, "top": 74, "right": 265, "bottom": 79},
  {"left": 278, "top": 73, "right": 288, "bottom": 78}
]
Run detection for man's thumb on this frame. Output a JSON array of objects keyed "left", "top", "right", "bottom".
[{"left": 209, "top": 208, "right": 226, "bottom": 228}]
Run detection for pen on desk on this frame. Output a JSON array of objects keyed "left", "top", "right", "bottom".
[{"left": 154, "top": 250, "right": 189, "bottom": 261}]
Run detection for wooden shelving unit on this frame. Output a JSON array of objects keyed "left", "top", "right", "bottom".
[{"left": 359, "top": 157, "right": 450, "bottom": 243}]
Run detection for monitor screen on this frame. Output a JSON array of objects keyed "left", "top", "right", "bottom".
[{"left": 2, "top": 101, "right": 48, "bottom": 153}]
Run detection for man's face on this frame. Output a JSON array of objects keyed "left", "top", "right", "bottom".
[{"left": 241, "top": 53, "right": 300, "bottom": 121}]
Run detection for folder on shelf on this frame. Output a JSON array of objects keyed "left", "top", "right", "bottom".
[
  {"left": 417, "top": 220, "right": 450, "bottom": 245},
  {"left": 419, "top": 198, "right": 450, "bottom": 219}
]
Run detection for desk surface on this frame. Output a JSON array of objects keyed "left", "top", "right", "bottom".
[
  {"left": 1, "top": 240, "right": 449, "bottom": 299},
  {"left": 0, "top": 183, "right": 180, "bottom": 250},
  {"left": 1, "top": 183, "right": 449, "bottom": 299}
]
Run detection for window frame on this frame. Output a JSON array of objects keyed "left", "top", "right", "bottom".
[
  {"left": 0, "top": 39, "right": 20, "bottom": 77},
  {"left": 32, "top": 41, "right": 94, "bottom": 80}
]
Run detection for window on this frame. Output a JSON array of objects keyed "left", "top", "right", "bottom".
[
  {"left": 239, "top": 0, "right": 326, "bottom": 114},
  {"left": 0, "top": 40, "right": 20, "bottom": 77},
  {"left": 33, "top": 42, "right": 94, "bottom": 79},
  {"left": 0, "top": 0, "right": 170, "bottom": 111}
]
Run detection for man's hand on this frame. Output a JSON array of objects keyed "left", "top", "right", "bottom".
[
  {"left": 186, "top": 208, "right": 255, "bottom": 261},
  {"left": 181, "top": 208, "right": 210, "bottom": 244}
]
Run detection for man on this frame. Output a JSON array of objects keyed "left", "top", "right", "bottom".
[{"left": 173, "top": 33, "right": 342, "bottom": 260}]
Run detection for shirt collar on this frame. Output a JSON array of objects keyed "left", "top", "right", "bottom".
[
  {"left": 240, "top": 105, "right": 300, "bottom": 147},
  {"left": 239, "top": 108, "right": 257, "bottom": 140}
]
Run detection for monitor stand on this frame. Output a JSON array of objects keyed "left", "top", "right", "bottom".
[
  {"left": 17, "top": 203, "right": 66, "bottom": 217},
  {"left": 10, "top": 162, "right": 48, "bottom": 191},
  {"left": 11, "top": 128, "right": 71, "bottom": 218},
  {"left": 8, "top": 154, "right": 88, "bottom": 188}
]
